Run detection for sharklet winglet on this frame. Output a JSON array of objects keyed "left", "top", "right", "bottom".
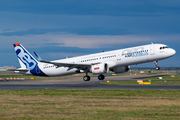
[{"left": 34, "top": 52, "right": 43, "bottom": 61}]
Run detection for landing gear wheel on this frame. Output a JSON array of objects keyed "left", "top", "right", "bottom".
[
  {"left": 156, "top": 67, "right": 160, "bottom": 70},
  {"left": 83, "top": 76, "right": 90, "bottom": 81},
  {"left": 98, "top": 74, "right": 105, "bottom": 80}
]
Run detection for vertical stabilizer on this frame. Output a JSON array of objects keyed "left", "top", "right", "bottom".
[
  {"left": 17, "top": 58, "right": 26, "bottom": 68},
  {"left": 13, "top": 43, "right": 38, "bottom": 70}
]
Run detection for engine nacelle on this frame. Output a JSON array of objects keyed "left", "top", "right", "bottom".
[
  {"left": 90, "top": 63, "right": 109, "bottom": 74},
  {"left": 112, "top": 66, "right": 129, "bottom": 73}
]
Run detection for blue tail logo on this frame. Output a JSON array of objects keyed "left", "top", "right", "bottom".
[{"left": 13, "top": 43, "right": 37, "bottom": 70}]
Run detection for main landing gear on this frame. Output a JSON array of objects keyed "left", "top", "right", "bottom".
[
  {"left": 83, "top": 75, "right": 90, "bottom": 81},
  {"left": 98, "top": 74, "right": 105, "bottom": 80},
  {"left": 83, "top": 73, "right": 105, "bottom": 81},
  {"left": 83, "top": 72, "right": 91, "bottom": 81},
  {"left": 154, "top": 61, "right": 160, "bottom": 70}
]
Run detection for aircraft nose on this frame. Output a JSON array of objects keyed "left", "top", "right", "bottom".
[{"left": 171, "top": 49, "right": 176, "bottom": 56}]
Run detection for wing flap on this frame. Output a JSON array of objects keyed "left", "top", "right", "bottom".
[{"left": 40, "top": 59, "right": 91, "bottom": 68}]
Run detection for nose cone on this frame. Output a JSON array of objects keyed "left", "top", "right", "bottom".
[{"left": 171, "top": 49, "right": 176, "bottom": 56}]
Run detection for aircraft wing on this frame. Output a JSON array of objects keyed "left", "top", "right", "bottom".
[
  {"left": 40, "top": 59, "right": 91, "bottom": 67},
  {"left": 34, "top": 52, "right": 97, "bottom": 70}
]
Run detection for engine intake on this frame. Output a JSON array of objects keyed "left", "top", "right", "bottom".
[{"left": 90, "top": 63, "right": 109, "bottom": 74}]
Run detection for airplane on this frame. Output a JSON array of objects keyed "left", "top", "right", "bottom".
[{"left": 13, "top": 43, "right": 176, "bottom": 81}]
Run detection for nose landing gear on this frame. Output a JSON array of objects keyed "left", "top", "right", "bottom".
[{"left": 154, "top": 61, "right": 160, "bottom": 70}]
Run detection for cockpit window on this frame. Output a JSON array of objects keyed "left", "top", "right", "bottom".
[{"left": 160, "top": 46, "right": 169, "bottom": 50}]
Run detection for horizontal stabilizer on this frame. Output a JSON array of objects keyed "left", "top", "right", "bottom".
[
  {"left": 16, "top": 68, "right": 29, "bottom": 71},
  {"left": 8, "top": 68, "right": 29, "bottom": 72}
]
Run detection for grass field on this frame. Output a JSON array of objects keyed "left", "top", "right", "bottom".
[
  {"left": 101, "top": 74, "right": 180, "bottom": 85},
  {"left": 101, "top": 80, "right": 180, "bottom": 85},
  {"left": 145, "top": 74, "right": 180, "bottom": 80},
  {"left": 0, "top": 89, "right": 180, "bottom": 120}
]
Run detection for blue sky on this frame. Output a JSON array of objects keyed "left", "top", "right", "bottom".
[{"left": 0, "top": 0, "right": 179, "bottom": 67}]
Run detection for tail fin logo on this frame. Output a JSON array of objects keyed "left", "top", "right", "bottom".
[{"left": 14, "top": 45, "right": 37, "bottom": 70}]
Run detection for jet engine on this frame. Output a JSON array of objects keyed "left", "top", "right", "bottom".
[
  {"left": 111, "top": 66, "right": 129, "bottom": 73},
  {"left": 90, "top": 63, "right": 109, "bottom": 74}
]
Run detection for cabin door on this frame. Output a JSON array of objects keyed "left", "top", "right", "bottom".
[
  {"left": 117, "top": 53, "right": 121, "bottom": 61},
  {"left": 150, "top": 44, "right": 155, "bottom": 55}
]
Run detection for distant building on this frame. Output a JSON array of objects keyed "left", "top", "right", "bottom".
[{"left": 0, "top": 66, "right": 17, "bottom": 71}]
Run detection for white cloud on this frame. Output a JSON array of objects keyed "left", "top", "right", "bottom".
[
  {"left": 47, "top": 34, "right": 148, "bottom": 48},
  {"left": 1, "top": 33, "right": 180, "bottom": 49}
]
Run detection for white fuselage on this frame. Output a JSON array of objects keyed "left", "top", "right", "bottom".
[{"left": 37, "top": 44, "right": 176, "bottom": 76}]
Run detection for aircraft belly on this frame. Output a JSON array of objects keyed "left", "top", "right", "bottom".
[{"left": 42, "top": 67, "right": 77, "bottom": 77}]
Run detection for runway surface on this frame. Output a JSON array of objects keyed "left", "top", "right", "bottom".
[
  {"left": 0, "top": 73, "right": 180, "bottom": 90},
  {"left": 0, "top": 83, "right": 180, "bottom": 90}
]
